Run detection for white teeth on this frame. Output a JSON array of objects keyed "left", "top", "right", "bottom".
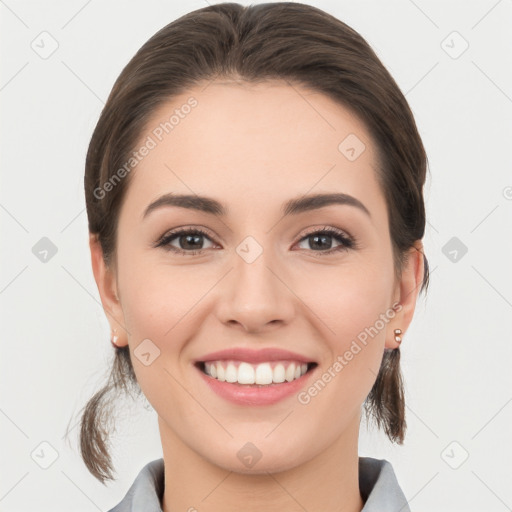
[
  {"left": 203, "top": 360, "right": 310, "bottom": 385},
  {"left": 238, "top": 362, "right": 255, "bottom": 384},
  {"left": 273, "top": 363, "right": 285, "bottom": 383},
  {"left": 255, "top": 363, "right": 273, "bottom": 385},
  {"left": 285, "top": 363, "right": 295, "bottom": 382},
  {"left": 225, "top": 363, "right": 237, "bottom": 383},
  {"left": 216, "top": 363, "right": 225, "bottom": 382}
]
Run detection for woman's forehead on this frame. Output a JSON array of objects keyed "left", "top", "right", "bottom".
[{"left": 129, "top": 81, "right": 379, "bottom": 193}]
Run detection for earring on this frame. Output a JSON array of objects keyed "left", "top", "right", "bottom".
[
  {"left": 394, "top": 329, "right": 402, "bottom": 345},
  {"left": 111, "top": 329, "right": 120, "bottom": 349}
]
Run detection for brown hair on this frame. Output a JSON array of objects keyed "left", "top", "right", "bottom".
[{"left": 71, "top": 1, "right": 430, "bottom": 484}]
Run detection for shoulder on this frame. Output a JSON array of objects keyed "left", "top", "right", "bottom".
[
  {"left": 359, "top": 457, "right": 411, "bottom": 512},
  {"left": 106, "top": 456, "right": 410, "bottom": 512},
  {"left": 107, "top": 458, "right": 165, "bottom": 512}
]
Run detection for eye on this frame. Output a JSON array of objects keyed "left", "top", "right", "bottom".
[
  {"left": 154, "top": 225, "right": 357, "bottom": 256},
  {"left": 155, "top": 227, "right": 217, "bottom": 255},
  {"left": 295, "top": 226, "right": 356, "bottom": 255}
]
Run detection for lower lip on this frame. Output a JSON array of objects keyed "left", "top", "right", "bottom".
[{"left": 196, "top": 364, "right": 316, "bottom": 406}]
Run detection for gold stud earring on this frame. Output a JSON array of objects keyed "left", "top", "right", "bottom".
[{"left": 394, "top": 329, "right": 402, "bottom": 344}]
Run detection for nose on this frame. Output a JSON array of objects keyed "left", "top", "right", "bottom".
[{"left": 215, "top": 244, "right": 295, "bottom": 334}]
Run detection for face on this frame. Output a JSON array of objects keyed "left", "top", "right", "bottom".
[{"left": 91, "top": 80, "right": 422, "bottom": 474}]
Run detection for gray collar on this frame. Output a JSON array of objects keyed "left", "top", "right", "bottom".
[{"left": 108, "top": 457, "right": 410, "bottom": 512}]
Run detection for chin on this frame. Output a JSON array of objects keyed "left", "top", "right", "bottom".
[{"left": 201, "top": 437, "right": 312, "bottom": 475}]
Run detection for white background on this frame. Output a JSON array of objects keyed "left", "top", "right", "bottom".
[{"left": 1, "top": 1, "right": 511, "bottom": 510}]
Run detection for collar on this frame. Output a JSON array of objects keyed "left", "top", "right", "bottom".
[{"left": 108, "top": 456, "right": 410, "bottom": 512}]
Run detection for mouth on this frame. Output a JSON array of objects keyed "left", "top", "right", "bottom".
[{"left": 195, "top": 360, "right": 318, "bottom": 387}]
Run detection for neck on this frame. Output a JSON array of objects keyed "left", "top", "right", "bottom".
[{"left": 159, "top": 417, "right": 364, "bottom": 512}]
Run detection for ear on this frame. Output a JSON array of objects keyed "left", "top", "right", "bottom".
[
  {"left": 385, "top": 240, "right": 425, "bottom": 349},
  {"left": 89, "top": 233, "right": 129, "bottom": 347}
]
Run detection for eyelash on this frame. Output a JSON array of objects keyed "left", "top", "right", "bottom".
[{"left": 154, "top": 226, "right": 358, "bottom": 257}]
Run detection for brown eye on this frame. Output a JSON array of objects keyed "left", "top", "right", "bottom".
[
  {"left": 296, "top": 227, "right": 355, "bottom": 255},
  {"left": 156, "top": 228, "right": 216, "bottom": 255}
]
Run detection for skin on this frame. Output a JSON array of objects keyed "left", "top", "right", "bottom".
[{"left": 90, "top": 80, "right": 424, "bottom": 512}]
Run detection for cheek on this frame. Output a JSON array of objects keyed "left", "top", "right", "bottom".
[
  {"left": 119, "top": 256, "right": 205, "bottom": 340},
  {"left": 118, "top": 266, "right": 197, "bottom": 413},
  {"left": 301, "top": 262, "right": 393, "bottom": 400},
  {"left": 306, "top": 262, "right": 393, "bottom": 343},
  {"left": 117, "top": 258, "right": 216, "bottom": 392}
]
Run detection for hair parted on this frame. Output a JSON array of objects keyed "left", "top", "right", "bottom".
[{"left": 72, "top": 2, "right": 430, "bottom": 484}]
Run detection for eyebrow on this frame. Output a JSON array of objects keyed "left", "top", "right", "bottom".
[{"left": 142, "top": 192, "right": 371, "bottom": 220}]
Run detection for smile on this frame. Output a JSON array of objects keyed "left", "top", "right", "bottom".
[{"left": 199, "top": 360, "right": 316, "bottom": 386}]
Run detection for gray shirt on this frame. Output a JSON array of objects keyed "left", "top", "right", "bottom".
[{"left": 108, "top": 457, "right": 411, "bottom": 512}]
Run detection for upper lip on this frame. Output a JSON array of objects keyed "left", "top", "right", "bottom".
[{"left": 195, "top": 347, "right": 316, "bottom": 364}]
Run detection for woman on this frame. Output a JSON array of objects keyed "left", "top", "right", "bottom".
[{"left": 77, "top": 2, "right": 429, "bottom": 510}]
